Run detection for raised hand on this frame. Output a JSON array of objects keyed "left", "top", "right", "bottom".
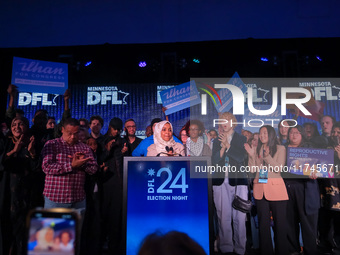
[
  {"left": 7, "top": 84, "right": 18, "bottom": 96},
  {"left": 7, "top": 134, "right": 24, "bottom": 156},
  {"left": 218, "top": 133, "right": 230, "bottom": 149},
  {"left": 63, "top": 89, "right": 71, "bottom": 101},
  {"left": 335, "top": 145, "right": 340, "bottom": 160},
  {"left": 28, "top": 136, "right": 36, "bottom": 157},
  {"left": 100, "top": 163, "right": 108, "bottom": 172},
  {"left": 205, "top": 130, "right": 212, "bottom": 142},
  {"left": 121, "top": 143, "right": 128, "bottom": 154},
  {"left": 244, "top": 143, "right": 255, "bottom": 157},
  {"left": 13, "top": 134, "right": 24, "bottom": 153},
  {"left": 105, "top": 139, "right": 116, "bottom": 151}
]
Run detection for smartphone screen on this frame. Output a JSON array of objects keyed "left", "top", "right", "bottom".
[{"left": 27, "top": 209, "right": 78, "bottom": 255}]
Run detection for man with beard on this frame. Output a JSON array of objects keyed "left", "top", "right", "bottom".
[
  {"left": 89, "top": 115, "right": 104, "bottom": 143},
  {"left": 124, "top": 119, "right": 142, "bottom": 155}
]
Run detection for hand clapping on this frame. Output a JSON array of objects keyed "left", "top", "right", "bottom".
[
  {"left": 69, "top": 152, "right": 90, "bottom": 168},
  {"left": 218, "top": 133, "right": 230, "bottom": 150}
]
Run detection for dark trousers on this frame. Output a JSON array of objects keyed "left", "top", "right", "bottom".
[
  {"left": 319, "top": 207, "right": 340, "bottom": 248},
  {"left": 286, "top": 181, "right": 318, "bottom": 255},
  {"left": 256, "top": 198, "right": 288, "bottom": 255}
]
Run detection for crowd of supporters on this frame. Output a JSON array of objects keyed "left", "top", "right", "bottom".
[{"left": 0, "top": 84, "right": 339, "bottom": 255}]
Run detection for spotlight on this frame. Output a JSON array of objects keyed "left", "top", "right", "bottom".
[
  {"left": 260, "top": 58, "right": 269, "bottom": 62},
  {"left": 273, "top": 56, "right": 278, "bottom": 65},
  {"left": 139, "top": 61, "right": 147, "bottom": 67},
  {"left": 193, "top": 58, "right": 200, "bottom": 63},
  {"left": 179, "top": 58, "right": 188, "bottom": 69},
  {"left": 316, "top": 56, "right": 322, "bottom": 61},
  {"left": 84, "top": 61, "right": 92, "bottom": 67}
]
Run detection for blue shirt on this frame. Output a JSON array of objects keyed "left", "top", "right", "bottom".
[{"left": 132, "top": 135, "right": 182, "bottom": 156}]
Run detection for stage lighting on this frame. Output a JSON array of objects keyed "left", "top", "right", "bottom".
[
  {"left": 139, "top": 61, "right": 147, "bottom": 67},
  {"left": 85, "top": 61, "right": 92, "bottom": 67},
  {"left": 316, "top": 56, "right": 322, "bottom": 61},
  {"left": 260, "top": 58, "right": 269, "bottom": 62},
  {"left": 193, "top": 58, "right": 200, "bottom": 63},
  {"left": 179, "top": 58, "right": 188, "bottom": 69}
]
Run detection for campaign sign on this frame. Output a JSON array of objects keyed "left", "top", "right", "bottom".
[
  {"left": 123, "top": 157, "right": 212, "bottom": 255},
  {"left": 160, "top": 80, "right": 200, "bottom": 115},
  {"left": 213, "top": 72, "right": 247, "bottom": 113},
  {"left": 11, "top": 57, "right": 68, "bottom": 95},
  {"left": 287, "top": 147, "right": 335, "bottom": 178}
]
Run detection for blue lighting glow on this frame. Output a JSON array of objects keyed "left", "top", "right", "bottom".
[
  {"left": 139, "top": 61, "right": 147, "bottom": 67},
  {"left": 193, "top": 59, "right": 200, "bottom": 63},
  {"left": 261, "top": 58, "right": 269, "bottom": 62},
  {"left": 316, "top": 56, "right": 322, "bottom": 61},
  {"left": 85, "top": 61, "right": 92, "bottom": 66}
]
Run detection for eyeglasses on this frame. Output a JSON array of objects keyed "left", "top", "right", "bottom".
[{"left": 289, "top": 132, "right": 301, "bottom": 136}]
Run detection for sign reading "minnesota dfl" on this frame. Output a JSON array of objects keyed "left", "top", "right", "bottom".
[{"left": 11, "top": 57, "right": 68, "bottom": 95}]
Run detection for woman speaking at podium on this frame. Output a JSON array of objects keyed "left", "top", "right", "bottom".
[{"left": 147, "top": 121, "right": 185, "bottom": 157}]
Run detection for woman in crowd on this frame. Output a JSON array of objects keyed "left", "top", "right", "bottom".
[
  {"left": 186, "top": 120, "right": 211, "bottom": 157},
  {"left": 98, "top": 117, "right": 125, "bottom": 254},
  {"left": 78, "top": 126, "right": 90, "bottom": 143},
  {"left": 0, "top": 116, "right": 37, "bottom": 255},
  {"left": 278, "top": 119, "right": 295, "bottom": 145},
  {"left": 147, "top": 121, "right": 185, "bottom": 156},
  {"left": 303, "top": 122, "right": 320, "bottom": 141},
  {"left": 284, "top": 125, "right": 319, "bottom": 255},
  {"left": 205, "top": 129, "right": 218, "bottom": 150},
  {"left": 179, "top": 122, "right": 189, "bottom": 148},
  {"left": 319, "top": 123, "right": 340, "bottom": 252},
  {"left": 244, "top": 125, "right": 288, "bottom": 255}
]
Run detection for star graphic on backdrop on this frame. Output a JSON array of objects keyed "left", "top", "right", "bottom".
[{"left": 147, "top": 168, "right": 155, "bottom": 176}]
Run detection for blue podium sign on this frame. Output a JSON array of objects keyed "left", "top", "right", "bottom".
[{"left": 123, "top": 157, "right": 213, "bottom": 255}]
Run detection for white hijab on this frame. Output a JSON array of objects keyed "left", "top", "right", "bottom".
[{"left": 153, "top": 121, "right": 177, "bottom": 155}]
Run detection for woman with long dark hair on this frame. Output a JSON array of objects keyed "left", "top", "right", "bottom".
[
  {"left": 284, "top": 125, "right": 319, "bottom": 255},
  {"left": 278, "top": 119, "right": 295, "bottom": 145},
  {"left": 244, "top": 125, "right": 288, "bottom": 255},
  {"left": 0, "top": 116, "right": 37, "bottom": 255}
]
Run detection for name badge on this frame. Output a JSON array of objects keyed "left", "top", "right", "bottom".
[{"left": 259, "top": 169, "right": 268, "bottom": 183}]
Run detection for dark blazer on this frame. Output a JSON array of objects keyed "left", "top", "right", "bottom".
[{"left": 212, "top": 131, "right": 247, "bottom": 186}]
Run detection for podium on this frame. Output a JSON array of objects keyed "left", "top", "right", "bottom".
[{"left": 123, "top": 157, "right": 213, "bottom": 254}]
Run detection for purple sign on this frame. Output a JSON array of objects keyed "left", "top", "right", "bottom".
[{"left": 287, "top": 147, "right": 335, "bottom": 178}]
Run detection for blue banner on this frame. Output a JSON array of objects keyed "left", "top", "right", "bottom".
[
  {"left": 287, "top": 147, "right": 335, "bottom": 178},
  {"left": 160, "top": 80, "right": 200, "bottom": 115},
  {"left": 11, "top": 57, "right": 68, "bottom": 95},
  {"left": 124, "top": 157, "right": 211, "bottom": 255}
]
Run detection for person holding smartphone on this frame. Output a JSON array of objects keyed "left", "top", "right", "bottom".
[{"left": 41, "top": 118, "right": 98, "bottom": 212}]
